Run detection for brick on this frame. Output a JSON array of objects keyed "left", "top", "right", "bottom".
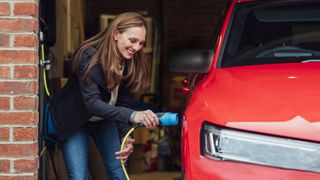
[
  {"left": 0, "top": 0, "right": 39, "bottom": 179},
  {"left": 0, "top": 50, "right": 37, "bottom": 64},
  {"left": 13, "top": 127, "right": 37, "bottom": 141},
  {"left": 14, "top": 34, "right": 36, "bottom": 47},
  {"left": 0, "top": 143, "right": 37, "bottom": 157},
  {"left": 0, "top": 2, "right": 10, "bottom": 16},
  {"left": 0, "top": 127, "right": 9, "bottom": 141},
  {"left": 14, "top": 2, "right": 38, "bottom": 17},
  {"left": 0, "top": 81, "right": 37, "bottom": 95},
  {"left": 0, "top": 18, "right": 36, "bottom": 32},
  {"left": 0, "top": 112, "right": 37, "bottom": 125},
  {"left": 14, "top": 66, "right": 37, "bottom": 79},
  {"left": 0, "top": 33, "right": 10, "bottom": 47},
  {"left": 0, "top": 176, "right": 37, "bottom": 180},
  {"left": 14, "top": 96, "right": 37, "bottom": 110},
  {"left": 0, "top": 97, "right": 10, "bottom": 110},
  {"left": 14, "top": 159, "right": 38, "bottom": 173},
  {"left": 0, "top": 159, "right": 10, "bottom": 173},
  {"left": 0, "top": 66, "right": 10, "bottom": 79}
]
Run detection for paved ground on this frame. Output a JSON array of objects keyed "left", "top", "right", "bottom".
[{"left": 131, "top": 172, "right": 181, "bottom": 180}]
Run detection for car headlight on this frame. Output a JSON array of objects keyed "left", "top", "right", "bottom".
[{"left": 201, "top": 123, "right": 320, "bottom": 173}]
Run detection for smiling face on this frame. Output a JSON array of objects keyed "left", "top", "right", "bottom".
[{"left": 114, "top": 26, "right": 146, "bottom": 60}]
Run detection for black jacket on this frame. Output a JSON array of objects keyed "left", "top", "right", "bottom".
[{"left": 50, "top": 48, "right": 134, "bottom": 140}]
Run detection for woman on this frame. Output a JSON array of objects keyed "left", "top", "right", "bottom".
[{"left": 56, "top": 12, "right": 159, "bottom": 180}]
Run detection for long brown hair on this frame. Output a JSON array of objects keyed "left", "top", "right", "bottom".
[{"left": 73, "top": 12, "right": 149, "bottom": 92}]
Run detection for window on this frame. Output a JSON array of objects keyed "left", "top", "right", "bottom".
[{"left": 220, "top": 1, "right": 320, "bottom": 67}]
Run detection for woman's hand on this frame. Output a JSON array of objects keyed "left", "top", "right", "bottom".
[
  {"left": 133, "top": 110, "right": 159, "bottom": 128},
  {"left": 115, "top": 137, "right": 135, "bottom": 163}
]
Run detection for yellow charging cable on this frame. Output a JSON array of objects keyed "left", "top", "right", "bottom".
[
  {"left": 40, "top": 146, "right": 47, "bottom": 157},
  {"left": 39, "top": 31, "right": 51, "bottom": 158},
  {"left": 41, "top": 43, "right": 51, "bottom": 97},
  {"left": 120, "top": 124, "right": 143, "bottom": 180}
]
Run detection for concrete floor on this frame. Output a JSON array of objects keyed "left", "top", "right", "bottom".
[{"left": 131, "top": 172, "right": 181, "bottom": 180}]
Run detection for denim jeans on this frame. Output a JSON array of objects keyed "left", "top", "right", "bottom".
[{"left": 61, "top": 120, "right": 126, "bottom": 180}]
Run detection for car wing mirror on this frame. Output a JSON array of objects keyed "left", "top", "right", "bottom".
[{"left": 169, "top": 49, "right": 214, "bottom": 73}]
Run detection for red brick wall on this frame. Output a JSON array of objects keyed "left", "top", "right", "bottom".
[{"left": 0, "top": 1, "right": 39, "bottom": 179}]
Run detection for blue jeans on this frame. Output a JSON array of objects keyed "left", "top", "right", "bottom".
[{"left": 61, "top": 120, "right": 126, "bottom": 180}]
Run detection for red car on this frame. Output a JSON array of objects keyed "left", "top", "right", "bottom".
[{"left": 170, "top": 0, "right": 320, "bottom": 179}]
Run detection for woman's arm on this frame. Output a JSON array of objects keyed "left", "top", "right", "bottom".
[
  {"left": 77, "top": 49, "right": 134, "bottom": 123},
  {"left": 77, "top": 49, "right": 159, "bottom": 127},
  {"left": 78, "top": 75, "right": 134, "bottom": 123}
]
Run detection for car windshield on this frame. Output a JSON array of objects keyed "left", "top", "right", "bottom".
[{"left": 220, "top": 0, "right": 320, "bottom": 67}]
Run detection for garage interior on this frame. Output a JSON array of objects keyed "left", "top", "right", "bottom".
[{"left": 39, "top": 0, "right": 227, "bottom": 179}]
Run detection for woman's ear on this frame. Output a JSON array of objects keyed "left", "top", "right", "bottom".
[{"left": 113, "top": 30, "right": 119, "bottom": 41}]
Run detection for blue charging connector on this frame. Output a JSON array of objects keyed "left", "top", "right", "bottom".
[{"left": 156, "top": 112, "right": 178, "bottom": 126}]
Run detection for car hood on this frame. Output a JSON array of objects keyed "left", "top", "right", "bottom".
[{"left": 189, "top": 62, "right": 320, "bottom": 141}]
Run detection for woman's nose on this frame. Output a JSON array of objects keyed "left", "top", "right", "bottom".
[{"left": 133, "top": 43, "right": 141, "bottom": 51}]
